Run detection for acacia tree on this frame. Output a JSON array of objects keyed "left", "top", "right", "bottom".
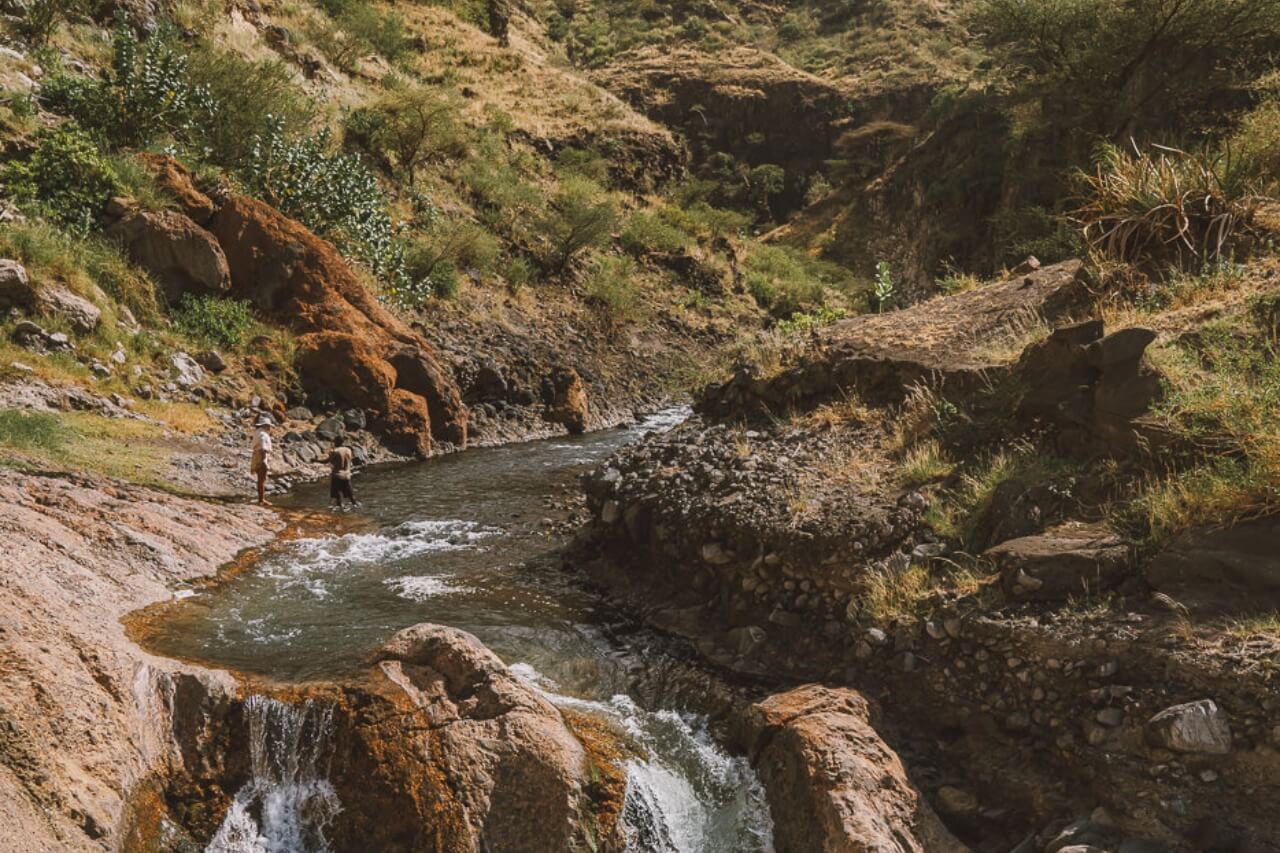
[
  {"left": 971, "top": 0, "right": 1280, "bottom": 141},
  {"left": 537, "top": 176, "right": 617, "bottom": 277},
  {"left": 345, "top": 86, "right": 467, "bottom": 185}
]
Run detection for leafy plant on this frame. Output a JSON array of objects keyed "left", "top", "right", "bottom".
[
  {"left": 535, "top": 176, "right": 617, "bottom": 276},
  {"left": 2, "top": 125, "right": 120, "bottom": 230},
  {"left": 873, "top": 261, "right": 895, "bottom": 312},
  {"left": 583, "top": 254, "right": 640, "bottom": 321},
  {"left": 620, "top": 209, "right": 689, "bottom": 256},
  {"left": 41, "top": 19, "right": 211, "bottom": 148},
  {"left": 172, "top": 294, "right": 255, "bottom": 348},
  {"left": 1074, "top": 142, "right": 1267, "bottom": 273}
]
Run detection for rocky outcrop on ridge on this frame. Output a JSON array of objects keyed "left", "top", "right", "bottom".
[
  {"left": 699, "top": 259, "right": 1090, "bottom": 418},
  {"left": 0, "top": 471, "right": 281, "bottom": 852}
]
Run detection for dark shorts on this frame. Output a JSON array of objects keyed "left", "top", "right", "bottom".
[{"left": 330, "top": 475, "right": 354, "bottom": 502}]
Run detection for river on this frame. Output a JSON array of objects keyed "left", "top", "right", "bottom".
[{"left": 141, "top": 409, "right": 775, "bottom": 852}]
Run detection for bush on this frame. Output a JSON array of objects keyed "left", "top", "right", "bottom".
[
  {"left": 172, "top": 294, "right": 255, "bottom": 348},
  {"left": 184, "top": 46, "right": 314, "bottom": 167},
  {"left": 2, "top": 125, "right": 120, "bottom": 229},
  {"left": 344, "top": 86, "right": 468, "bottom": 185},
  {"left": 395, "top": 240, "right": 460, "bottom": 306},
  {"left": 620, "top": 209, "right": 689, "bottom": 256},
  {"left": 245, "top": 119, "right": 404, "bottom": 283},
  {"left": 534, "top": 176, "right": 617, "bottom": 276},
  {"left": 1074, "top": 143, "right": 1267, "bottom": 273},
  {"left": 312, "top": 0, "right": 409, "bottom": 68},
  {"left": 583, "top": 254, "right": 640, "bottom": 321},
  {"left": 11, "top": 0, "right": 88, "bottom": 45},
  {"left": 41, "top": 20, "right": 210, "bottom": 149},
  {"left": 743, "top": 244, "right": 827, "bottom": 318}
]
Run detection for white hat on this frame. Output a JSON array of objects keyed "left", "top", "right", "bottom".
[{"left": 254, "top": 414, "right": 274, "bottom": 427}]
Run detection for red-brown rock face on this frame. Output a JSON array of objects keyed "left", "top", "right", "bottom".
[{"left": 210, "top": 194, "right": 466, "bottom": 454}]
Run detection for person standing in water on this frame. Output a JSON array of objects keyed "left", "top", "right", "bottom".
[
  {"left": 328, "top": 436, "right": 359, "bottom": 510},
  {"left": 250, "top": 415, "right": 273, "bottom": 506}
]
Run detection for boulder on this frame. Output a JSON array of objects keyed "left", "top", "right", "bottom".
[
  {"left": 170, "top": 351, "right": 206, "bottom": 387},
  {"left": 194, "top": 350, "right": 227, "bottom": 373},
  {"left": 0, "top": 258, "right": 30, "bottom": 305},
  {"left": 103, "top": 199, "right": 231, "bottom": 303},
  {"left": 36, "top": 285, "right": 101, "bottom": 335},
  {"left": 315, "top": 416, "right": 344, "bottom": 441},
  {"left": 736, "top": 685, "right": 967, "bottom": 853},
  {"left": 1016, "top": 322, "right": 1163, "bottom": 456},
  {"left": 988, "top": 522, "right": 1132, "bottom": 601},
  {"left": 1144, "top": 516, "right": 1280, "bottom": 613},
  {"left": 0, "top": 262, "right": 101, "bottom": 334},
  {"left": 323, "top": 624, "right": 626, "bottom": 852},
  {"left": 468, "top": 359, "right": 508, "bottom": 401},
  {"left": 212, "top": 194, "right": 466, "bottom": 453},
  {"left": 140, "top": 153, "right": 217, "bottom": 224},
  {"left": 543, "top": 366, "right": 589, "bottom": 434},
  {"left": 1146, "top": 700, "right": 1232, "bottom": 755}
]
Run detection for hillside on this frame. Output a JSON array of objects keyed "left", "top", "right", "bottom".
[{"left": 3, "top": 1, "right": 1280, "bottom": 851}]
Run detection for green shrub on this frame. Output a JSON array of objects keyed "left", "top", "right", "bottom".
[
  {"left": 173, "top": 294, "right": 255, "bottom": 348},
  {"left": 620, "top": 209, "right": 690, "bottom": 256},
  {"left": 534, "top": 176, "right": 617, "bottom": 276},
  {"left": 872, "top": 261, "right": 895, "bottom": 312},
  {"left": 312, "top": 0, "right": 409, "bottom": 67},
  {"left": 11, "top": 0, "right": 88, "bottom": 45},
  {"left": 245, "top": 119, "right": 404, "bottom": 283},
  {"left": 184, "top": 46, "right": 315, "bottom": 167},
  {"left": 2, "top": 125, "right": 120, "bottom": 229},
  {"left": 504, "top": 255, "right": 535, "bottom": 292},
  {"left": 396, "top": 239, "right": 460, "bottom": 305},
  {"left": 990, "top": 205, "right": 1081, "bottom": 267},
  {"left": 41, "top": 20, "right": 210, "bottom": 148},
  {"left": 1074, "top": 142, "right": 1266, "bottom": 273},
  {"left": 743, "top": 244, "right": 826, "bottom": 318},
  {"left": 584, "top": 254, "right": 640, "bottom": 321},
  {"left": 344, "top": 86, "right": 468, "bottom": 184}
]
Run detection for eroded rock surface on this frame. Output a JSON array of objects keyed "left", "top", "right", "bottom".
[
  {"left": 313, "top": 624, "right": 625, "bottom": 852},
  {"left": 1145, "top": 515, "right": 1280, "bottom": 614},
  {"left": 0, "top": 472, "right": 281, "bottom": 852},
  {"left": 212, "top": 194, "right": 467, "bottom": 455},
  {"left": 737, "top": 685, "right": 966, "bottom": 853}
]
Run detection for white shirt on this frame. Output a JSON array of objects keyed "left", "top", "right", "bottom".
[{"left": 252, "top": 430, "right": 273, "bottom": 455}]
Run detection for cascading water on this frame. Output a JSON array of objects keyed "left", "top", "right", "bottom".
[
  {"left": 144, "top": 409, "right": 778, "bottom": 850},
  {"left": 205, "top": 696, "right": 341, "bottom": 853}
]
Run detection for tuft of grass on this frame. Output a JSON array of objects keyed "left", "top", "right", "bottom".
[
  {"left": 1075, "top": 142, "right": 1269, "bottom": 274},
  {"left": 899, "top": 439, "right": 954, "bottom": 487},
  {"left": 856, "top": 563, "right": 935, "bottom": 622},
  {"left": 1224, "top": 612, "right": 1280, "bottom": 638},
  {"left": 133, "top": 401, "right": 215, "bottom": 435}
]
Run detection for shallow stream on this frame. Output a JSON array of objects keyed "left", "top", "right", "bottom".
[{"left": 142, "top": 410, "right": 775, "bottom": 852}]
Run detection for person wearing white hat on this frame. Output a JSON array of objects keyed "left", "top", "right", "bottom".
[{"left": 250, "top": 415, "right": 274, "bottom": 505}]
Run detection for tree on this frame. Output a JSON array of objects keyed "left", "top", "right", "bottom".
[
  {"left": 536, "top": 176, "right": 617, "bottom": 277},
  {"left": 971, "top": 0, "right": 1280, "bottom": 141},
  {"left": 344, "top": 86, "right": 467, "bottom": 185}
]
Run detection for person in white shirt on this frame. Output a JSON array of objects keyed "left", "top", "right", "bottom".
[{"left": 250, "top": 415, "right": 274, "bottom": 506}]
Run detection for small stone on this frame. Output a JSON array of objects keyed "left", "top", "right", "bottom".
[
  {"left": 8, "top": 361, "right": 32, "bottom": 373},
  {"left": 600, "top": 500, "right": 621, "bottom": 524},
  {"left": 1096, "top": 707, "right": 1125, "bottom": 727},
  {"left": 865, "top": 627, "right": 888, "bottom": 646},
  {"left": 935, "top": 786, "right": 978, "bottom": 818},
  {"left": 943, "top": 617, "right": 963, "bottom": 639},
  {"left": 1147, "top": 699, "right": 1232, "bottom": 755},
  {"left": 1200, "top": 769, "right": 1219, "bottom": 783}
]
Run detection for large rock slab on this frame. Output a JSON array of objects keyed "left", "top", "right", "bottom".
[
  {"left": 0, "top": 259, "right": 101, "bottom": 334},
  {"left": 103, "top": 199, "right": 231, "bottom": 302},
  {"left": 211, "top": 193, "right": 466, "bottom": 455},
  {"left": 1144, "top": 516, "right": 1280, "bottom": 613},
  {"left": 700, "top": 260, "right": 1089, "bottom": 417},
  {"left": 320, "top": 623, "right": 624, "bottom": 853},
  {"left": 737, "top": 685, "right": 967, "bottom": 853},
  {"left": 988, "top": 522, "right": 1132, "bottom": 601}
]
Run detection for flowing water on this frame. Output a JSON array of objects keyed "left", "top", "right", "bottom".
[{"left": 146, "top": 410, "right": 775, "bottom": 852}]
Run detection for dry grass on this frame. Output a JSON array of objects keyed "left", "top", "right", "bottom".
[
  {"left": 134, "top": 401, "right": 217, "bottom": 434},
  {"left": 792, "top": 394, "right": 876, "bottom": 429},
  {"left": 0, "top": 409, "right": 172, "bottom": 485},
  {"left": 1075, "top": 142, "right": 1269, "bottom": 273},
  {"left": 898, "top": 439, "right": 953, "bottom": 487},
  {"left": 856, "top": 563, "right": 935, "bottom": 622},
  {"left": 1224, "top": 612, "right": 1280, "bottom": 639},
  {"left": 970, "top": 305, "right": 1052, "bottom": 363}
]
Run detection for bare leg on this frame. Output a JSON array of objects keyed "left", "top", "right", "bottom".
[{"left": 257, "top": 468, "right": 268, "bottom": 505}]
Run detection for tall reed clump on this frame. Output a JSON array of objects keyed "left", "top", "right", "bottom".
[{"left": 1074, "top": 142, "right": 1269, "bottom": 274}]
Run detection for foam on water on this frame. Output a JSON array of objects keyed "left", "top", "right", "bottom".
[{"left": 383, "top": 575, "right": 472, "bottom": 601}]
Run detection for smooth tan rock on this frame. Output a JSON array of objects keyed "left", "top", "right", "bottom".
[{"left": 739, "top": 685, "right": 968, "bottom": 853}]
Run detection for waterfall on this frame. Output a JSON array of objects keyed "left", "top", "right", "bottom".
[{"left": 205, "top": 696, "right": 342, "bottom": 853}]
